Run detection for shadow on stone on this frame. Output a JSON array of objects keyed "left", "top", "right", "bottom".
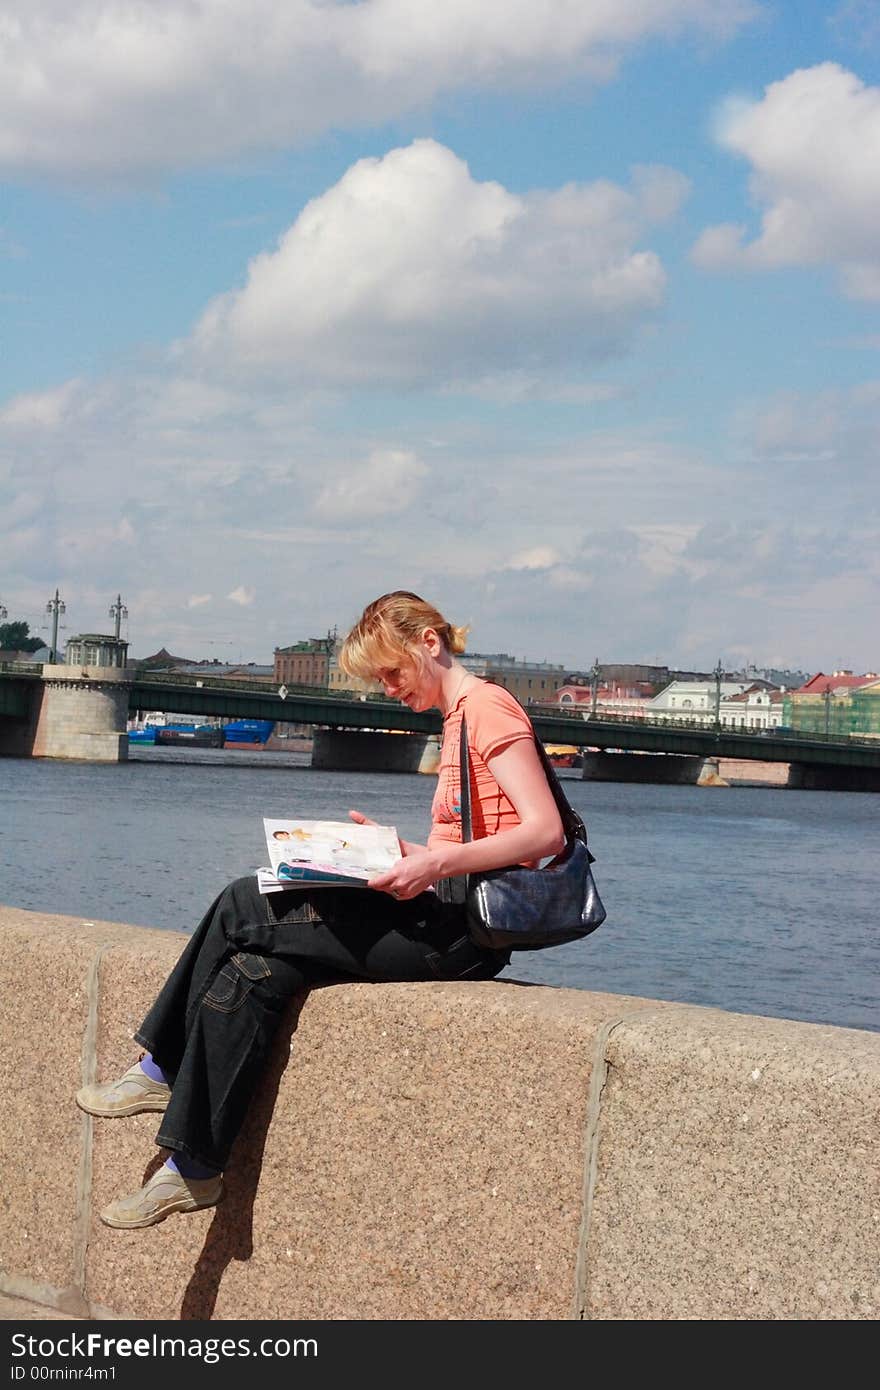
[{"left": 177, "top": 991, "right": 309, "bottom": 1321}]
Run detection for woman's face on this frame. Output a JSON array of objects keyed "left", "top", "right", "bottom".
[{"left": 375, "top": 646, "right": 437, "bottom": 712}]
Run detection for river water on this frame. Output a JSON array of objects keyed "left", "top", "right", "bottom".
[{"left": 3, "top": 747, "right": 878, "bottom": 1034}]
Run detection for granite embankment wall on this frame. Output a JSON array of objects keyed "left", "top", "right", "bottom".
[
  {"left": 715, "top": 758, "right": 792, "bottom": 787},
  {"left": 0, "top": 907, "right": 877, "bottom": 1322}
]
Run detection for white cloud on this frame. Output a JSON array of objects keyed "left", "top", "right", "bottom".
[
  {"left": 741, "top": 380, "right": 880, "bottom": 466},
  {"left": 2, "top": 326, "right": 876, "bottom": 672},
  {"left": 693, "top": 63, "right": 880, "bottom": 299},
  {"left": 506, "top": 546, "right": 561, "bottom": 571},
  {"left": 0, "top": 2, "right": 754, "bottom": 180},
  {"left": 629, "top": 522, "right": 705, "bottom": 578},
  {"left": 188, "top": 140, "right": 681, "bottom": 387},
  {"left": 444, "top": 372, "right": 624, "bottom": 404},
  {"left": 228, "top": 586, "right": 256, "bottom": 606},
  {"left": 313, "top": 448, "right": 429, "bottom": 520},
  {"left": 0, "top": 380, "right": 82, "bottom": 428}
]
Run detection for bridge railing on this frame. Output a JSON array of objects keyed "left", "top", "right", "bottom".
[
  {"left": 526, "top": 702, "right": 880, "bottom": 748},
  {"left": 133, "top": 670, "right": 396, "bottom": 703},
  {"left": 127, "top": 673, "right": 880, "bottom": 748}
]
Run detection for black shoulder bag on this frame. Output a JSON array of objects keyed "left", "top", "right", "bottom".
[{"left": 459, "top": 713, "right": 606, "bottom": 951}]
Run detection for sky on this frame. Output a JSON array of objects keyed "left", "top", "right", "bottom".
[{"left": 1, "top": 1, "right": 879, "bottom": 674}]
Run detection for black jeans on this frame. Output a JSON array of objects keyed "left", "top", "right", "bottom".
[{"left": 134, "top": 875, "right": 508, "bottom": 1170}]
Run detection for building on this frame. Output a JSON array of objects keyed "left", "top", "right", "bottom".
[
  {"left": 64, "top": 633, "right": 129, "bottom": 668},
  {"left": 460, "top": 652, "right": 566, "bottom": 705},
  {"left": 274, "top": 639, "right": 332, "bottom": 688},
  {"left": 133, "top": 647, "right": 197, "bottom": 670},
  {"left": 784, "top": 671, "right": 880, "bottom": 736},
  {"left": 645, "top": 678, "right": 759, "bottom": 724},
  {"left": 180, "top": 662, "right": 275, "bottom": 683},
  {"left": 719, "top": 685, "right": 786, "bottom": 730},
  {"left": 328, "top": 643, "right": 383, "bottom": 696},
  {"left": 138, "top": 652, "right": 275, "bottom": 683},
  {"left": 850, "top": 680, "right": 880, "bottom": 738},
  {"left": 328, "top": 644, "right": 566, "bottom": 704},
  {"left": 551, "top": 681, "right": 654, "bottom": 718},
  {"left": 731, "top": 663, "right": 809, "bottom": 689},
  {"left": 568, "top": 662, "right": 669, "bottom": 687}
]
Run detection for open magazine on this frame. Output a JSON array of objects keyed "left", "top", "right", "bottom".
[{"left": 257, "top": 818, "right": 402, "bottom": 894}]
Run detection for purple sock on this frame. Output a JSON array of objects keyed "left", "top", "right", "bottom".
[
  {"left": 137, "top": 1052, "right": 167, "bottom": 1084},
  {"left": 166, "top": 1153, "right": 221, "bottom": 1180}
]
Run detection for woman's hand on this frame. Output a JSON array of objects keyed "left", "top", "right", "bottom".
[
  {"left": 348, "top": 809, "right": 377, "bottom": 827},
  {"left": 368, "top": 847, "right": 441, "bottom": 901}
]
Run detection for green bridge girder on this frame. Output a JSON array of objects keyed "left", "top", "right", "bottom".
[
  {"left": 1, "top": 670, "right": 878, "bottom": 771},
  {"left": 127, "top": 678, "right": 880, "bottom": 771},
  {"left": 0, "top": 679, "right": 33, "bottom": 720}
]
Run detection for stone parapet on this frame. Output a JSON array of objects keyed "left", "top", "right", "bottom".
[{"left": 0, "top": 905, "right": 876, "bottom": 1321}]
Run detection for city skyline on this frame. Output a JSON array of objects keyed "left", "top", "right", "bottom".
[
  {"left": 1, "top": 2, "right": 879, "bottom": 672},
  {"left": 1, "top": 601, "right": 822, "bottom": 689}
]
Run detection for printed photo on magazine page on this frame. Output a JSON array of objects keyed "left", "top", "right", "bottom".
[{"left": 258, "top": 817, "right": 402, "bottom": 892}]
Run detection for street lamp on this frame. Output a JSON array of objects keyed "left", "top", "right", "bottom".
[
  {"left": 46, "top": 589, "right": 66, "bottom": 663},
  {"left": 824, "top": 685, "right": 832, "bottom": 739},
  {"left": 713, "top": 657, "right": 723, "bottom": 732},
  {"left": 589, "top": 657, "right": 601, "bottom": 718},
  {"left": 109, "top": 593, "right": 128, "bottom": 641}
]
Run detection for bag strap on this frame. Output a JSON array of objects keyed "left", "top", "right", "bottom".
[{"left": 458, "top": 706, "right": 588, "bottom": 848}]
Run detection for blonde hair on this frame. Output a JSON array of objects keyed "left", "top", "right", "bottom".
[{"left": 339, "top": 591, "right": 468, "bottom": 681}]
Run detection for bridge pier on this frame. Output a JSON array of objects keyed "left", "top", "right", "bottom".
[
  {"left": 0, "top": 666, "right": 133, "bottom": 762},
  {"left": 311, "top": 729, "right": 434, "bottom": 773},
  {"left": 581, "top": 751, "right": 707, "bottom": 784},
  {"left": 787, "top": 762, "right": 880, "bottom": 792}
]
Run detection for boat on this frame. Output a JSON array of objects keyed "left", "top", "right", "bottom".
[
  {"left": 222, "top": 718, "right": 275, "bottom": 750},
  {"left": 128, "top": 712, "right": 225, "bottom": 748},
  {"left": 127, "top": 727, "right": 157, "bottom": 744},
  {"left": 543, "top": 743, "right": 583, "bottom": 769},
  {"left": 155, "top": 723, "right": 225, "bottom": 748},
  {"left": 127, "top": 711, "right": 167, "bottom": 744}
]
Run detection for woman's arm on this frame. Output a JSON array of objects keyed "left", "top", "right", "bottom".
[{"left": 367, "top": 738, "right": 565, "bottom": 900}]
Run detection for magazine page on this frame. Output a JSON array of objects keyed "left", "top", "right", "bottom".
[{"left": 262, "top": 818, "right": 401, "bottom": 889}]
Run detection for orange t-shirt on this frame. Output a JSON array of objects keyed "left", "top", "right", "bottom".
[{"left": 428, "top": 680, "right": 534, "bottom": 849}]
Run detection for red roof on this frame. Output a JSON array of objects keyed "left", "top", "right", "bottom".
[
  {"left": 796, "top": 672, "right": 876, "bottom": 694},
  {"left": 725, "top": 687, "right": 785, "bottom": 704},
  {"left": 555, "top": 686, "right": 592, "bottom": 703}
]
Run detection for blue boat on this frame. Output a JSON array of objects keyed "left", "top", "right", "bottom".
[
  {"left": 127, "top": 727, "right": 156, "bottom": 744},
  {"left": 223, "top": 719, "right": 275, "bottom": 749}
]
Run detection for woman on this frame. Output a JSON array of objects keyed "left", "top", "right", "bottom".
[{"left": 76, "top": 591, "right": 564, "bottom": 1229}]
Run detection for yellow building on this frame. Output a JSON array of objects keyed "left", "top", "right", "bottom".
[
  {"left": 328, "top": 645, "right": 565, "bottom": 704},
  {"left": 274, "top": 639, "right": 331, "bottom": 688},
  {"left": 461, "top": 653, "right": 566, "bottom": 705}
]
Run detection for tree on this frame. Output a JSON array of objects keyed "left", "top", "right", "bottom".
[{"left": 0, "top": 620, "right": 44, "bottom": 653}]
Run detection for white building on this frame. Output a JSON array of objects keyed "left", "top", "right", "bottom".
[
  {"left": 646, "top": 679, "right": 751, "bottom": 723},
  {"left": 645, "top": 678, "right": 785, "bottom": 728},
  {"left": 719, "top": 686, "right": 785, "bottom": 730}
]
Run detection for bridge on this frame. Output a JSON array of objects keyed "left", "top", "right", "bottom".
[
  {"left": 2, "top": 664, "right": 880, "bottom": 787},
  {"left": 129, "top": 671, "right": 880, "bottom": 765}
]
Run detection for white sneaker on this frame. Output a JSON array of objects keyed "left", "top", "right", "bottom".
[
  {"left": 76, "top": 1061, "right": 171, "bottom": 1117},
  {"left": 100, "top": 1165, "right": 223, "bottom": 1229}
]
